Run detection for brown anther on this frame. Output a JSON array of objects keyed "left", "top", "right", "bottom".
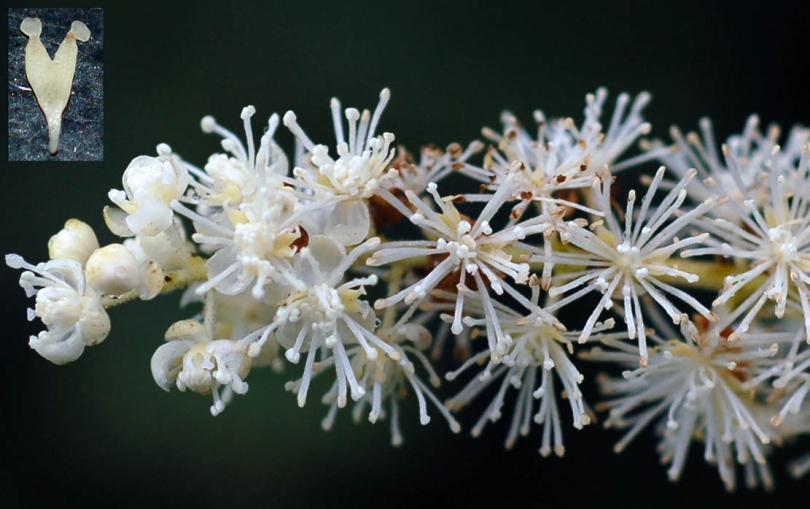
[
  {"left": 389, "top": 147, "right": 414, "bottom": 169},
  {"left": 290, "top": 226, "right": 309, "bottom": 252},
  {"left": 453, "top": 344, "right": 471, "bottom": 363},
  {"left": 694, "top": 314, "right": 711, "bottom": 333}
]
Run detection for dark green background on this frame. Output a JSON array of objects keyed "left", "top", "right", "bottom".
[{"left": 2, "top": 1, "right": 809, "bottom": 508}]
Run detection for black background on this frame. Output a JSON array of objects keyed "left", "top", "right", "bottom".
[{"left": 2, "top": 1, "right": 810, "bottom": 508}]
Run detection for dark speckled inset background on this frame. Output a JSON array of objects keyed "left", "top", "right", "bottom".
[{"left": 7, "top": 7, "right": 103, "bottom": 161}]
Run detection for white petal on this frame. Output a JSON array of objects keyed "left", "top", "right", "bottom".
[
  {"left": 29, "top": 329, "right": 85, "bottom": 365},
  {"left": 125, "top": 198, "right": 173, "bottom": 237},
  {"left": 206, "top": 246, "right": 250, "bottom": 295},
  {"left": 323, "top": 200, "right": 370, "bottom": 246},
  {"left": 78, "top": 303, "right": 110, "bottom": 346},
  {"left": 150, "top": 340, "right": 194, "bottom": 391},
  {"left": 103, "top": 206, "right": 134, "bottom": 237}
]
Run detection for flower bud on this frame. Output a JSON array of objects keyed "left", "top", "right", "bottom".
[
  {"left": 85, "top": 244, "right": 139, "bottom": 295},
  {"left": 48, "top": 219, "right": 99, "bottom": 266}
]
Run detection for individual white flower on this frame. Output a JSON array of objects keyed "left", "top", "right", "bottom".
[
  {"left": 584, "top": 317, "right": 778, "bottom": 491},
  {"left": 542, "top": 167, "right": 715, "bottom": 366},
  {"left": 471, "top": 110, "right": 599, "bottom": 205},
  {"left": 683, "top": 144, "right": 810, "bottom": 340},
  {"left": 283, "top": 88, "right": 397, "bottom": 245},
  {"left": 47, "top": 218, "right": 99, "bottom": 266},
  {"left": 465, "top": 88, "right": 649, "bottom": 201},
  {"left": 474, "top": 88, "right": 650, "bottom": 187},
  {"left": 151, "top": 318, "right": 251, "bottom": 416},
  {"left": 383, "top": 141, "right": 484, "bottom": 196},
  {"left": 368, "top": 173, "right": 553, "bottom": 361},
  {"left": 288, "top": 321, "right": 461, "bottom": 445},
  {"left": 578, "top": 88, "right": 652, "bottom": 174},
  {"left": 6, "top": 254, "right": 110, "bottom": 365},
  {"left": 445, "top": 291, "right": 614, "bottom": 456},
  {"left": 187, "top": 185, "right": 304, "bottom": 300},
  {"left": 653, "top": 115, "right": 809, "bottom": 219},
  {"left": 463, "top": 109, "right": 605, "bottom": 288},
  {"left": 166, "top": 107, "right": 304, "bottom": 300},
  {"left": 241, "top": 236, "right": 395, "bottom": 408},
  {"left": 729, "top": 320, "right": 810, "bottom": 430},
  {"left": 196, "top": 106, "right": 288, "bottom": 208},
  {"left": 105, "top": 144, "right": 190, "bottom": 237}
]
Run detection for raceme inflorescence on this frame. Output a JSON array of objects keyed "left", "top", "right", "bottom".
[{"left": 9, "top": 87, "right": 810, "bottom": 491}]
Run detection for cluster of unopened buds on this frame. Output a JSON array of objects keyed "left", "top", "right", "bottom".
[{"left": 10, "top": 86, "right": 810, "bottom": 491}]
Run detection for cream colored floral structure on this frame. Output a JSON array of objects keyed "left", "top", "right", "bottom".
[{"left": 20, "top": 17, "right": 90, "bottom": 155}]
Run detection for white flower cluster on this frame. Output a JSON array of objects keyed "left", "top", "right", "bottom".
[{"left": 9, "top": 87, "right": 810, "bottom": 490}]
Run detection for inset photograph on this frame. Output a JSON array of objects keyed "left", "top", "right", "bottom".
[{"left": 8, "top": 8, "right": 103, "bottom": 161}]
